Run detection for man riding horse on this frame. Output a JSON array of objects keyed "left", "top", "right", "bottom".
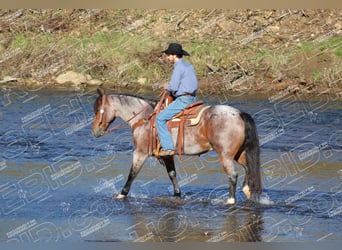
[{"left": 92, "top": 44, "right": 264, "bottom": 205}]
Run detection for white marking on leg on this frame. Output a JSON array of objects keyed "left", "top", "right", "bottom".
[
  {"left": 243, "top": 185, "right": 251, "bottom": 199},
  {"left": 115, "top": 194, "right": 126, "bottom": 199},
  {"left": 225, "top": 197, "right": 235, "bottom": 205}
]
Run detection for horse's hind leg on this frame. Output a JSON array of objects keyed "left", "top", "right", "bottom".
[
  {"left": 116, "top": 150, "right": 148, "bottom": 199},
  {"left": 160, "top": 156, "right": 181, "bottom": 196},
  {"left": 220, "top": 155, "right": 238, "bottom": 205},
  {"left": 236, "top": 151, "right": 251, "bottom": 199}
]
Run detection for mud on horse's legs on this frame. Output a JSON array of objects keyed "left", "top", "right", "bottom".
[
  {"left": 118, "top": 168, "right": 137, "bottom": 198},
  {"left": 160, "top": 156, "right": 181, "bottom": 196},
  {"left": 227, "top": 173, "right": 238, "bottom": 204},
  {"left": 222, "top": 158, "right": 238, "bottom": 205},
  {"left": 116, "top": 150, "right": 147, "bottom": 199}
]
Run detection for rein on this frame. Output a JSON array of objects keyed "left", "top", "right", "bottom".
[
  {"left": 130, "top": 89, "right": 168, "bottom": 132},
  {"left": 99, "top": 93, "right": 151, "bottom": 134},
  {"left": 106, "top": 104, "right": 150, "bottom": 133}
]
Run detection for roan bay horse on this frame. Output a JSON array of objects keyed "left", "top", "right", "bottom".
[{"left": 92, "top": 87, "right": 262, "bottom": 205}]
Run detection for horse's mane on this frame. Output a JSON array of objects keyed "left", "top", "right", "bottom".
[
  {"left": 109, "top": 92, "right": 158, "bottom": 108},
  {"left": 94, "top": 92, "right": 159, "bottom": 110},
  {"left": 121, "top": 93, "right": 159, "bottom": 106}
]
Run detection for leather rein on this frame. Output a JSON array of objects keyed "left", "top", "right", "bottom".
[{"left": 99, "top": 93, "right": 151, "bottom": 134}]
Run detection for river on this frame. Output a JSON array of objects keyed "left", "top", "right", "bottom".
[{"left": 0, "top": 86, "right": 341, "bottom": 242}]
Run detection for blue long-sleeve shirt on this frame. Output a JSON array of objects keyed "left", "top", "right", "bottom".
[{"left": 166, "top": 59, "right": 198, "bottom": 97}]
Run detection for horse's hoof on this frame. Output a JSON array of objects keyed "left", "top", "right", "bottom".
[
  {"left": 224, "top": 198, "right": 235, "bottom": 205},
  {"left": 115, "top": 194, "right": 126, "bottom": 199},
  {"left": 174, "top": 192, "right": 181, "bottom": 197}
]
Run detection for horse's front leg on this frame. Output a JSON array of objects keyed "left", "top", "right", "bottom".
[
  {"left": 160, "top": 156, "right": 181, "bottom": 197},
  {"left": 116, "top": 150, "right": 148, "bottom": 199}
]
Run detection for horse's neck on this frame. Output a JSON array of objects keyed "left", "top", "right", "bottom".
[{"left": 110, "top": 95, "right": 153, "bottom": 126}]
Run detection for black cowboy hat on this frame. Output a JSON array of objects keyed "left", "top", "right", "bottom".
[{"left": 162, "top": 43, "right": 190, "bottom": 56}]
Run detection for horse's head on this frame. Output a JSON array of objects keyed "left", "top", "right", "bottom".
[{"left": 92, "top": 87, "right": 116, "bottom": 137}]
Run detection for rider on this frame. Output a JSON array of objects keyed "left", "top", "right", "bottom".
[{"left": 156, "top": 43, "right": 198, "bottom": 156}]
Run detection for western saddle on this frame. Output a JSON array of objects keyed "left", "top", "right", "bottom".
[{"left": 132, "top": 92, "right": 210, "bottom": 158}]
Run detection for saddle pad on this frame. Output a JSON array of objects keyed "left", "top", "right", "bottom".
[{"left": 170, "top": 105, "right": 210, "bottom": 126}]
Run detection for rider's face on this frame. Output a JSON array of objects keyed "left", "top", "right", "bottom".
[{"left": 166, "top": 54, "right": 177, "bottom": 63}]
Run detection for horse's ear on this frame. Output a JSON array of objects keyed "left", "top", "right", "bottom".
[{"left": 97, "top": 87, "right": 105, "bottom": 96}]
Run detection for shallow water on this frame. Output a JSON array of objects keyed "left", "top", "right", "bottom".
[{"left": 0, "top": 87, "right": 341, "bottom": 242}]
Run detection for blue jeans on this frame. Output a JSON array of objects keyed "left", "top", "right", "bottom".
[{"left": 156, "top": 95, "right": 196, "bottom": 150}]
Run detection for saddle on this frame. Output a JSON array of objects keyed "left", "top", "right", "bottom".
[
  {"left": 131, "top": 91, "right": 210, "bottom": 158},
  {"left": 164, "top": 101, "right": 210, "bottom": 158},
  {"left": 148, "top": 94, "right": 209, "bottom": 158},
  {"left": 167, "top": 101, "right": 209, "bottom": 128}
]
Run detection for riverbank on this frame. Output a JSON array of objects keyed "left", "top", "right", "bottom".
[
  {"left": 2, "top": 79, "right": 340, "bottom": 105},
  {"left": 0, "top": 10, "right": 341, "bottom": 97}
]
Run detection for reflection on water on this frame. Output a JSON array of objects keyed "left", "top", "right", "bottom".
[{"left": 0, "top": 88, "right": 341, "bottom": 242}]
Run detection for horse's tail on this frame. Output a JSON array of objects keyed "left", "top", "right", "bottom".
[{"left": 239, "top": 112, "right": 262, "bottom": 199}]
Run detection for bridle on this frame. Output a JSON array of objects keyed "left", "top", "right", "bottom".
[
  {"left": 98, "top": 93, "right": 106, "bottom": 125},
  {"left": 97, "top": 93, "right": 151, "bottom": 134}
]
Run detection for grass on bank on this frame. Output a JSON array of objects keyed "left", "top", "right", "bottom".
[{"left": 2, "top": 29, "right": 342, "bottom": 89}]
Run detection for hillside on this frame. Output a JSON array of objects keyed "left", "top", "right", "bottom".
[{"left": 0, "top": 9, "right": 341, "bottom": 96}]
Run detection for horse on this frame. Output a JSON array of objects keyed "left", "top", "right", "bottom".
[{"left": 92, "top": 87, "right": 263, "bottom": 205}]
